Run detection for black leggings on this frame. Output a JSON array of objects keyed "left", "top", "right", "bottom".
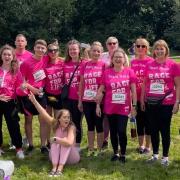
[
  {"left": 64, "top": 99, "right": 83, "bottom": 144},
  {"left": 146, "top": 104, "right": 173, "bottom": 157},
  {"left": 0, "top": 100, "right": 22, "bottom": 148},
  {"left": 107, "top": 114, "right": 128, "bottom": 155},
  {"left": 136, "top": 102, "right": 150, "bottom": 136},
  {"left": 83, "top": 102, "right": 103, "bottom": 133}
]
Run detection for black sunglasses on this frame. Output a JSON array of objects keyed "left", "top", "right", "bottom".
[
  {"left": 108, "top": 42, "right": 117, "bottom": 45},
  {"left": 136, "top": 45, "right": 146, "bottom": 48},
  {"left": 48, "top": 49, "right": 59, "bottom": 53}
]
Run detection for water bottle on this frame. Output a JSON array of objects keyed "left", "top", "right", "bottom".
[
  {"left": 0, "top": 160, "right": 14, "bottom": 179},
  {"left": 130, "top": 117, "right": 137, "bottom": 138},
  {"left": 38, "top": 87, "right": 44, "bottom": 98}
]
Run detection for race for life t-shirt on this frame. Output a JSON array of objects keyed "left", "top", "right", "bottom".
[
  {"left": 20, "top": 55, "right": 48, "bottom": 92},
  {"left": 45, "top": 58, "right": 64, "bottom": 95},
  {"left": 102, "top": 67, "right": 137, "bottom": 116},
  {"left": 15, "top": 50, "right": 32, "bottom": 65},
  {"left": 0, "top": 68, "right": 23, "bottom": 99},
  {"left": 80, "top": 60, "right": 105, "bottom": 102},
  {"left": 131, "top": 56, "right": 153, "bottom": 100},
  {"left": 144, "top": 58, "right": 180, "bottom": 105},
  {"left": 64, "top": 60, "right": 86, "bottom": 100}
]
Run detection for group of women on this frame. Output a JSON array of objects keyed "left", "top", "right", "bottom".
[{"left": 0, "top": 34, "right": 179, "bottom": 176}]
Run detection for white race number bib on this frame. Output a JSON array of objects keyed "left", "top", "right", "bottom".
[
  {"left": 33, "top": 70, "right": 46, "bottom": 82},
  {"left": 150, "top": 82, "right": 164, "bottom": 94},
  {"left": 112, "top": 93, "right": 126, "bottom": 104},
  {"left": 84, "top": 89, "right": 97, "bottom": 100}
]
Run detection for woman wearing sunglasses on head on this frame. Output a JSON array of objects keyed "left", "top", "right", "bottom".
[
  {"left": 131, "top": 38, "right": 153, "bottom": 154},
  {"left": 141, "top": 40, "right": 180, "bottom": 166}
]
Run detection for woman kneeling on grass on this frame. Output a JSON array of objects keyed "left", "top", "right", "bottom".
[{"left": 28, "top": 92, "right": 80, "bottom": 177}]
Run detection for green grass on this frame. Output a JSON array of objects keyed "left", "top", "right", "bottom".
[{"left": 1, "top": 112, "right": 180, "bottom": 180}]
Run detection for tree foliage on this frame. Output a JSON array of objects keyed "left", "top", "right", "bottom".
[{"left": 0, "top": 0, "right": 179, "bottom": 49}]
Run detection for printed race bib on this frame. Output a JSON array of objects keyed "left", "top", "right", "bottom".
[
  {"left": 0, "top": 77, "right": 2, "bottom": 87},
  {"left": 84, "top": 89, "right": 97, "bottom": 100},
  {"left": 33, "top": 70, "right": 46, "bottom": 82},
  {"left": 149, "top": 82, "right": 164, "bottom": 94},
  {"left": 112, "top": 93, "right": 126, "bottom": 104}
]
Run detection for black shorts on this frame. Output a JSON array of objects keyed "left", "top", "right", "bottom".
[
  {"left": 17, "top": 94, "right": 47, "bottom": 116},
  {"left": 45, "top": 92, "right": 62, "bottom": 110}
]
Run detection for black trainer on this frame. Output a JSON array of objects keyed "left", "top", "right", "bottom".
[
  {"left": 111, "top": 154, "right": 119, "bottom": 161},
  {"left": 25, "top": 145, "right": 34, "bottom": 155},
  {"left": 40, "top": 146, "right": 49, "bottom": 154},
  {"left": 119, "top": 156, "right": 126, "bottom": 164}
]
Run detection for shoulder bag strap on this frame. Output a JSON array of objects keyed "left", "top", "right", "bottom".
[{"left": 68, "top": 64, "right": 80, "bottom": 86}]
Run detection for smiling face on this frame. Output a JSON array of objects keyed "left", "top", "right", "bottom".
[
  {"left": 135, "top": 39, "right": 148, "bottom": 57},
  {"left": 90, "top": 44, "right": 102, "bottom": 61},
  {"left": 68, "top": 43, "right": 80, "bottom": 61},
  {"left": 106, "top": 37, "right": 119, "bottom": 53},
  {"left": 59, "top": 110, "right": 71, "bottom": 128},
  {"left": 1, "top": 49, "right": 14, "bottom": 66},
  {"left": 48, "top": 44, "right": 59, "bottom": 60},
  {"left": 112, "top": 51, "right": 125, "bottom": 67},
  {"left": 34, "top": 44, "right": 47, "bottom": 58},
  {"left": 154, "top": 45, "right": 167, "bottom": 59}
]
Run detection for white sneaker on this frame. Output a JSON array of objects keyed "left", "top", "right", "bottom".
[
  {"left": 161, "top": 158, "right": 169, "bottom": 166},
  {"left": 22, "top": 137, "right": 29, "bottom": 147},
  {"left": 16, "top": 150, "right": 25, "bottom": 159},
  {"left": 0, "top": 149, "right": 5, "bottom": 156}
]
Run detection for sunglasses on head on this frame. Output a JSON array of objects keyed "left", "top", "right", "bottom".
[
  {"left": 48, "top": 48, "right": 59, "bottom": 53},
  {"left": 136, "top": 45, "right": 146, "bottom": 48},
  {"left": 108, "top": 42, "right": 117, "bottom": 45}
]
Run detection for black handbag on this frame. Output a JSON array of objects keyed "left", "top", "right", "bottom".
[
  {"left": 61, "top": 64, "right": 79, "bottom": 101},
  {"left": 146, "top": 91, "right": 172, "bottom": 106}
]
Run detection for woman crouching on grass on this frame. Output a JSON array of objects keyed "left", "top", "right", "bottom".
[{"left": 28, "top": 92, "right": 80, "bottom": 177}]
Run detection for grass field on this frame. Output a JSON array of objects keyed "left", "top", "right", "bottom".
[{"left": 0, "top": 111, "right": 180, "bottom": 180}]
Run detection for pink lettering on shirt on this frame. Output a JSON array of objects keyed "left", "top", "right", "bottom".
[
  {"left": 131, "top": 56, "right": 153, "bottom": 101},
  {"left": 144, "top": 58, "right": 180, "bottom": 105},
  {"left": 102, "top": 67, "right": 137, "bottom": 116}
]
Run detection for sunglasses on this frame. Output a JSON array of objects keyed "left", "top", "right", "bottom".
[
  {"left": 48, "top": 49, "right": 59, "bottom": 53},
  {"left": 108, "top": 42, "right": 117, "bottom": 46},
  {"left": 136, "top": 45, "right": 146, "bottom": 48}
]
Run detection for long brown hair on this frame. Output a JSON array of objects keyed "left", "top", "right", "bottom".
[
  {"left": 0, "top": 44, "right": 19, "bottom": 74},
  {"left": 52, "top": 109, "right": 75, "bottom": 133}
]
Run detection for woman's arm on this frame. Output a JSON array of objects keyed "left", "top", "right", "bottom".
[
  {"left": 28, "top": 92, "right": 54, "bottom": 124},
  {"left": 78, "top": 75, "right": 84, "bottom": 112},
  {"left": 53, "top": 125, "right": 76, "bottom": 147},
  {"left": 130, "top": 83, "right": 137, "bottom": 117},
  {"left": 96, "top": 85, "right": 105, "bottom": 117},
  {"left": 173, "top": 76, "right": 180, "bottom": 114}
]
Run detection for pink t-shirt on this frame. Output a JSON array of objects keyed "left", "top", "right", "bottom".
[
  {"left": 15, "top": 50, "right": 32, "bottom": 65},
  {"left": 81, "top": 60, "right": 105, "bottom": 102},
  {"left": 20, "top": 55, "right": 48, "bottom": 94},
  {"left": 131, "top": 56, "right": 153, "bottom": 101},
  {"left": 102, "top": 67, "right": 137, "bottom": 116},
  {"left": 64, "top": 60, "right": 86, "bottom": 100},
  {"left": 45, "top": 58, "right": 64, "bottom": 95},
  {"left": 144, "top": 58, "right": 180, "bottom": 105},
  {"left": 0, "top": 68, "right": 23, "bottom": 99}
]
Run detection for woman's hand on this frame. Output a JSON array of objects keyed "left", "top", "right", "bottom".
[
  {"left": 78, "top": 101, "right": 83, "bottom": 112},
  {"left": 0, "top": 94, "right": 11, "bottom": 102},
  {"left": 28, "top": 92, "right": 37, "bottom": 104},
  {"left": 131, "top": 106, "right": 137, "bottom": 117},
  {"left": 172, "top": 102, "right": 179, "bottom": 114},
  {"left": 140, "top": 101, "right": 145, "bottom": 112},
  {"left": 96, "top": 104, "right": 101, "bottom": 117}
]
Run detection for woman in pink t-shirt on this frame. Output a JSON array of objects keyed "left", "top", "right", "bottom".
[
  {"left": 131, "top": 38, "right": 153, "bottom": 154},
  {"left": 78, "top": 41, "right": 105, "bottom": 156},
  {"left": 96, "top": 48, "right": 137, "bottom": 163},
  {"left": 63, "top": 40, "right": 85, "bottom": 151},
  {"left": 141, "top": 40, "right": 180, "bottom": 166},
  {"left": 0, "top": 45, "right": 24, "bottom": 159}
]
